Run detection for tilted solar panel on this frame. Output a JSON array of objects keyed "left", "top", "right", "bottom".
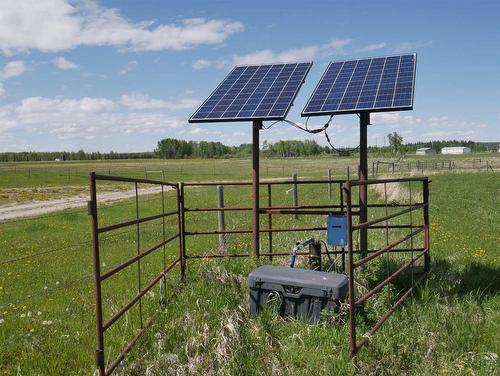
[
  {"left": 189, "top": 62, "right": 312, "bottom": 123},
  {"left": 302, "top": 54, "right": 416, "bottom": 116}
]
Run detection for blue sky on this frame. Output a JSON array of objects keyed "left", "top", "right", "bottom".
[{"left": 0, "top": 0, "right": 498, "bottom": 152}]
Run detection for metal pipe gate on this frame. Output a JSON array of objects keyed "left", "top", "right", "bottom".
[{"left": 89, "top": 173, "right": 430, "bottom": 375}]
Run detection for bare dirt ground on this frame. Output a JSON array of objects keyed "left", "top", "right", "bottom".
[{"left": 0, "top": 186, "right": 165, "bottom": 221}]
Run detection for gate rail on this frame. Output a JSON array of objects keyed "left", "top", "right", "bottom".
[
  {"left": 342, "top": 176, "right": 430, "bottom": 356},
  {"left": 89, "top": 173, "right": 184, "bottom": 376},
  {"left": 89, "top": 174, "right": 430, "bottom": 375}
]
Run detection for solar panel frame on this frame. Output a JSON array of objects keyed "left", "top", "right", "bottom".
[
  {"left": 189, "top": 62, "right": 312, "bottom": 123},
  {"left": 301, "top": 54, "right": 416, "bottom": 117}
]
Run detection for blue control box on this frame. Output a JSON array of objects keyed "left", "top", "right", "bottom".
[{"left": 326, "top": 215, "right": 347, "bottom": 246}]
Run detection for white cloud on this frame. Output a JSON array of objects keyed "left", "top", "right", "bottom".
[
  {"left": 0, "top": 0, "right": 244, "bottom": 54},
  {"left": 213, "top": 38, "right": 388, "bottom": 68},
  {"left": 0, "top": 95, "right": 189, "bottom": 146},
  {"left": 227, "top": 39, "right": 353, "bottom": 67},
  {"left": 0, "top": 60, "right": 26, "bottom": 96},
  {"left": 53, "top": 57, "right": 78, "bottom": 69},
  {"left": 355, "top": 42, "right": 387, "bottom": 53},
  {"left": 192, "top": 59, "right": 212, "bottom": 70},
  {"left": 119, "top": 60, "right": 137, "bottom": 75},
  {"left": 231, "top": 46, "right": 319, "bottom": 66},
  {"left": 120, "top": 92, "right": 199, "bottom": 111},
  {"left": 0, "top": 60, "right": 26, "bottom": 79},
  {"left": 322, "top": 38, "right": 352, "bottom": 50},
  {"left": 394, "top": 40, "right": 433, "bottom": 53}
]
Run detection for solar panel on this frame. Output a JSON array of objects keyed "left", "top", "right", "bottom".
[
  {"left": 302, "top": 54, "right": 416, "bottom": 116},
  {"left": 189, "top": 62, "right": 312, "bottom": 123}
]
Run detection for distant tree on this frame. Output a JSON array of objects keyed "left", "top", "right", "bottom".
[{"left": 387, "top": 132, "right": 403, "bottom": 154}]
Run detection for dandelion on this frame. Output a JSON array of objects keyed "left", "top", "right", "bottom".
[
  {"left": 55, "top": 281, "right": 60, "bottom": 286},
  {"left": 42, "top": 320, "right": 53, "bottom": 326},
  {"left": 37, "top": 311, "right": 42, "bottom": 316},
  {"left": 20, "top": 313, "right": 26, "bottom": 318},
  {"left": 27, "top": 311, "right": 32, "bottom": 318},
  {"left": 0, "top": 319, "right": 4, "bottom": 324},
  {"left": 44, "top": 286, "right": 48, "bottom": 290}
]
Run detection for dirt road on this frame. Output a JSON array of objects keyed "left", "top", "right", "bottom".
[{"left": 0, "top": 186, "right": 165, "bottom": 221}]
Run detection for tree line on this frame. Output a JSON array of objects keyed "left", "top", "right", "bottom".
[
  {"left": 155, "top": 138, "right": 329, "bottom": 159},
  {"left": 0, "top": 136, "right": 496, "bottom": 162},
  {"left": 0, "top": 150, "right": 156, "bottom": 162}
]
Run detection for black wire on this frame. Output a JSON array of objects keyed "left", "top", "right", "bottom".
[
  {"left": 262, "top": 120, "right": 281, "bottom": 130},
  {"left": 324, "top": 131, "right": 360, "bottom": 155},
  {"left": 319, "top": 240, "right": 333, "bottom": 262},
  {"left": 277, "top": 115, "right": 361, "bottom": 155},
  {"left": 283, "top": 115, "right": 332, "bottom": 134}
]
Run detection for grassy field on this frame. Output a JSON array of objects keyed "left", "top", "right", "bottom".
[
  {"left": 0, "top": 158, "right": 498, "bottom": 375},
  {"left": 0, "top": 153, "right": 497, "bottom": 205}
]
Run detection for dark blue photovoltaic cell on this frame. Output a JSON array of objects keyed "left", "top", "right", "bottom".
[
  {"left": 190, "top": 62, "right": 312, "bottom": 122},
  {"left": 302, "top": 54, "right": 416, "bottom": 116}
]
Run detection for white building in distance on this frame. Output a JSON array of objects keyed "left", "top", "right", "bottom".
[
  {"left": 416, "top": 147, "right": 437, "bottom": 155},
  {"left": 441, "top": 146, "right": 471, "bottom": 155}
]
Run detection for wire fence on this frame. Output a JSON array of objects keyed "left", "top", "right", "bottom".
[{"left": 372, "top": 158, "right": 495, "bottom": 175}]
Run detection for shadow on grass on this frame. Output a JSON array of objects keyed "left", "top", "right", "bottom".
[{"left": 353, "top": 254, "right": 499, "bottom": 327}]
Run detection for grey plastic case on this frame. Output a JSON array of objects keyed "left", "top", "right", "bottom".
[{"left": 248, "top": 265, "right": 348, "bottom": 322}]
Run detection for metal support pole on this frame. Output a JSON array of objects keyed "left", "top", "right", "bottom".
[
  {"left": 217, "top": 185, "right": 226, "bottom": 254},
  {"left": 359, "top": 112, "right": 369, "bottom": 258},
  {"left": 267, "top": 184, "right": 273, "bottom": 261},
  {"left": 178, "top": 183, "right": 186, "bottom": 281},
  {"left": 423, "top": 179, "right": 431, "bottom": 272},
  {"left": 343, "top": 182, "right": 356, "bottom": 357},
  {"left": 327, "top": 169, "right": 332, "bottom": 201},
  {"left": 292, "top": 173, "right": 298, "bottom": 219},
  {"left": 134, "top": 183, "right": 143, "bottom": 329},
  {"left": 89, "top": 173, "right": 105, "bottom": 376},
  {"left": 252, "top": 120, "right": 262, "bottom": 257}
]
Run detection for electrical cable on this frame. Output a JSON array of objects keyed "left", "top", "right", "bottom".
[
  {"left": 277, "top": 116, "right": 360, "bottom": 156},
  {"left": 262, "top": 120, "right": 281, "bottom": 130}
]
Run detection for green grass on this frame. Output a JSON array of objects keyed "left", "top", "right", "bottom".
[{"left": 0, "top": 160, "right": 498, "bottom": 375}]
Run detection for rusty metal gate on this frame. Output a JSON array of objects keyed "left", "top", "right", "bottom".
[
  {"left": 342, "top": 177, "right": 430, "bottom": 356},
  {"left": 88, "top": 173, "right": 184, "bottom": 376},
  {"left": 89, "top": 173, "right": 430, "bottom": 375}
]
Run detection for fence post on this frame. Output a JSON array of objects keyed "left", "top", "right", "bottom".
[
  {"left": 327, "top": 169, "right": 332, "bottom": 201},
  {"left": 89, "top": 172, "right": 105, "bottom": 376},
  {"left": 292, "top": 173, "right": 298, "bottom": 219},
  {"left": 217, "top": 185, "right": 226, "bottom": 254},
  {"left": 267, "top": 183, "right": 273, "bottom": 260},
  {"left": 343, "top": 181, "right": 356, "bottom": 357},
  {"left": 423, "top": 179, "right": 431, "bottom": 273},
  {"left": 178, "top": 182, "right": 186, "bottom": 281}
]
